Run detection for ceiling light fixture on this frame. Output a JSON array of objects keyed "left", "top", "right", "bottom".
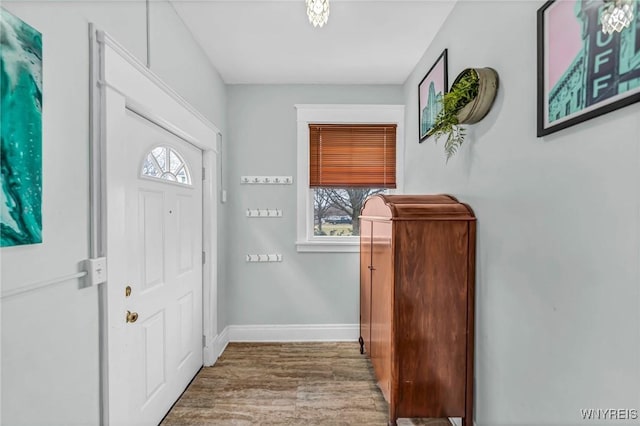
[
  {"left": 306, "top": 0, "right": 329, "bottom": 28},
  {"left": 601, "top": 0, "right": 634, "bottom": 34}
]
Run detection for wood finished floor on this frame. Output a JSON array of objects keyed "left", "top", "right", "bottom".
[{"left": 162, "top": 342, "right": 453, "bottom": 426}]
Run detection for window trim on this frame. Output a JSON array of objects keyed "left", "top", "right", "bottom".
[{"left": 295, "top": 104, "right": 405, "bottom": 253}]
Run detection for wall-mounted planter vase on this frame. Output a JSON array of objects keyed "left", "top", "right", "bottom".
[{"left": 456, "top": 67, "right": 499, "bottom": 124}]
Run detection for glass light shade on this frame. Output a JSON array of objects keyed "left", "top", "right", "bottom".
[
  {"left": 306, "top": 0, "right": 329, "bottom": 28},
  {"left": 601, "top": 0, "right": 635, "bottom": 34}
]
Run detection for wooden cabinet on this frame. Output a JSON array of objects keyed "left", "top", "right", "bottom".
[{"left": 359, "top": 194, "right": 476, "bottom": 426}]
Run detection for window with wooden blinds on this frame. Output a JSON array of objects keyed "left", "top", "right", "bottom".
[{"left": 309, "top": 124, "right": 397, "bottom": 188}]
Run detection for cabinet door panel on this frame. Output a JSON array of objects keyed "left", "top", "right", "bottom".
[
  {"left": 359, "top": 219, "right": 372, "bottom": 354},
  {"left": 370, "top": 220, "right": 392, "bottom": 402},
  {"left": 395, "top": 220, "right": 468, "bottom": 417}
]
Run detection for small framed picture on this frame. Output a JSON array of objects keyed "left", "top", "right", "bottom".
[
  {"left": 537, "top": 0, "right": 640, "bottom": 137},
  {"left": 418, "top": 49, "right": 448, "bottom": 142}
]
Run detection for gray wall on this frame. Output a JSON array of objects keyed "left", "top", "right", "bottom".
[
  {"left": 0, "top": 2, "right": 226, "bottom": 425},
  {"left": 226, "top": 85, "right": 402, "bottom": 325},
  {"left": 403, "top": 1, "right": 640, "bottom": 425}
]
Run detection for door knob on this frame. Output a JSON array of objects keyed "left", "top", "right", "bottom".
[{"left": 126, "top": 310, "right": 139, "bottom": 323}]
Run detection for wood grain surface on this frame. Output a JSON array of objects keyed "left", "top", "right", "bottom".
[
  {"left": 359, "top": 194, "right": 476, "bottom": 426},
  {"left": 162, "top": 342, "right": 453, "bottom": 426}
]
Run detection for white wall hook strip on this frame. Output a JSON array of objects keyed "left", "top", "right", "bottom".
[
  {"left": 246, "top": 209, "right": 283, "bottom": 217},
  {"left": 240, "top": 176, "right": 293, "bottom": 185},
  {"left": 245, "top": 254, "right": 283, "bottom": 262}
]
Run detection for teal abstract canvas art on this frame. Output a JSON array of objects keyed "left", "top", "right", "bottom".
[{"left": 0, "top": 8, "right": 42, "bottom": 247}]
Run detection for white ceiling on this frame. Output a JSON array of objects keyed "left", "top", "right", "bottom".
[{"left": 171, "top": 0, "right": 457, "bottom": 85}]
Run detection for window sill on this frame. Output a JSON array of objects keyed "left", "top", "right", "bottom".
[{"left": 296, "top": 240, "right": 360, "bottom": 253}]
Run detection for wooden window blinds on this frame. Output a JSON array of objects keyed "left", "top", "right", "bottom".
[{"left": 309, "top": 124, "right": 397, "bottom": 188}]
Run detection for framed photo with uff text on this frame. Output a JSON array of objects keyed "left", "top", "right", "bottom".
[{"left": 537, "top": 0, "right": 640, "bottom": 137}]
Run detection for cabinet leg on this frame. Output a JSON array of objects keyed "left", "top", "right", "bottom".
[
  {"left": 463, "top": 399, "right": 473, "bottom": 426},
  {"left": 358, "top": 336, "right": 364, "bottom": 354}
]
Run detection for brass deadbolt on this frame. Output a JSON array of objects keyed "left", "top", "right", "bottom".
[{"left": 126, "top": 310, "right": 138, "bottom": 323}]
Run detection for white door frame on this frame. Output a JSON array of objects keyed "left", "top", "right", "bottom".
[{"left": 89, "top": 27, "right": 220, "bottom": 425}]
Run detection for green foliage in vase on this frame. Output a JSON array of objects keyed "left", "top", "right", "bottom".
[{"left": 429, "top": 69, "right": 479, "bottom": 162}]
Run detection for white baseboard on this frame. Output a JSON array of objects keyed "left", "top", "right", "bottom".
[
  {"left": 203, "top": 327, "right": 230, "bottom": 367},
  {"left": 448, "top": 417, "right": 477, "bottom": 426},
  {"left": 227, "top": 323, "right": 359, "bottom": 342},
  {"left": 205, "top": 323, "right": 358, "bottom": 366}
]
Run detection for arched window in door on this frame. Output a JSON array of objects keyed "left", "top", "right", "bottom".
[{"left": 142, "top": 146, "right": 192, "bottom": 186}]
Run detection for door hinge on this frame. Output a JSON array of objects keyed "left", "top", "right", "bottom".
[
  {"left": 202, "top": 335, "right": 207, "bottom": 347},
  {"left": 202, "top": 167, "right": 206, "bottom": 180},
  {"left": 202, "top": 251, "right": 206, "bottom": 264}
]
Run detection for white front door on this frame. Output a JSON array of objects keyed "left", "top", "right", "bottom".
[{"left": 106, "top": 106, "right": 203, "bottom": 426}]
